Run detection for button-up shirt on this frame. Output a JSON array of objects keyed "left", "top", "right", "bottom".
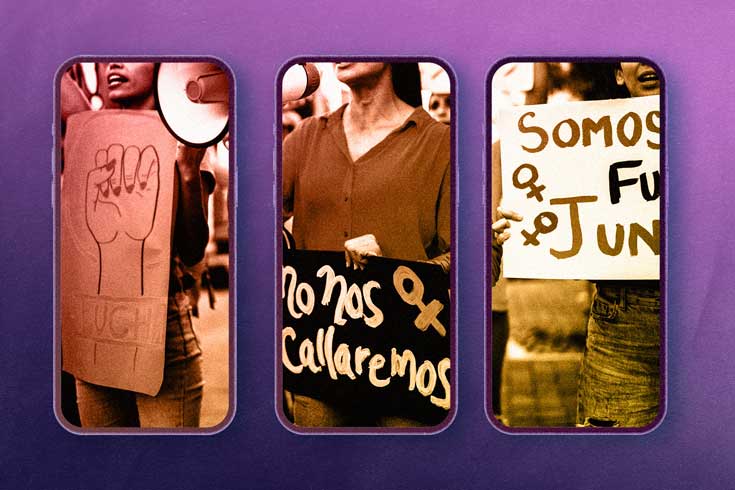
[{"left": 283, "top": 104, "right": 450, "bottom": 261}]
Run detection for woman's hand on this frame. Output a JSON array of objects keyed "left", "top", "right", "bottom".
[
  {"left": 344, "top": 234, "right": 382, "bottom": 270},
  {"left": 492, "top": 207, "right": 523, "bottom": 245}
]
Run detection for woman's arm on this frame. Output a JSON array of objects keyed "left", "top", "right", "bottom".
[
  {"left": 283, "top": 118, "right": 309, "bottom": 222},
  {"left": 491, "top": 237, "right": 503, "bottom": 287},
  {"left": 174, "top": 145, "right": 211, "bottom": 266},
  {"left": 426, "top": 251, "right": 450, "bottom": 274},
  {"left": 491, "top": 208, "right": 523, "bottom": 286},
  {"left": 491, "top": 140, "right": 502, "bottom": 222},
  {"left": 423, "top": 126, "right": 452, "bottom": 274},
  {"left": 60, "top": 71, "right": 91, "bottom": 125}
]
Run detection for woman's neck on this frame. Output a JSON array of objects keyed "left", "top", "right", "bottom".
[
  {"left": 118, "top": 94, "right": 156, "bottom": 111},
  {"left": 345, "top": 75, "right": 414, "bottom": 131},
  {"left": 341, "top": 76, "right": 417, "bottom": 161}
]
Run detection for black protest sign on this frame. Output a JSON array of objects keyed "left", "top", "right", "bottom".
[{"left": 282, "top": 250, "right": 450, "bottom": 424}]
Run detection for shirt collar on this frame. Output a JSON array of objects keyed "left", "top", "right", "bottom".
[{"left": 324, "top": 104, "right": 428, "bottom": 132}]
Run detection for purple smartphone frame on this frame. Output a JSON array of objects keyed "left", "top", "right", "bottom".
[
  {"left": 274, "top": 56, "right": 458, "bottom": 434},
  {"left": 485, "top": 57, "right": 667, "bottom": 434},
  {"left": 53, "top": 55, "right": 237, "bottom": 435}
]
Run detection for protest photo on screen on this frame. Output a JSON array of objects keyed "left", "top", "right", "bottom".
[
  {"left": 56, "top": 59, "right": 233, "bottom": 432},
  {"left": 488, "top": 60, "right": 664, "bottom": 431},
  {"left": 279, "top": 60, "right": 454, "bottom": 431}
]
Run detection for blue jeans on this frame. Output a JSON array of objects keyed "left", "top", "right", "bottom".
[
  {"left": 75, "top": 292, "right": 204, "bottom": 428},
  {"left": 577, "top": 283, "right": 660, "bottom": 427}
]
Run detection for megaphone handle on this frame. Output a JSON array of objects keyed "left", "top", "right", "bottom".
[{"left": 186, "top": 71, "right": 228, "bottom": 104}]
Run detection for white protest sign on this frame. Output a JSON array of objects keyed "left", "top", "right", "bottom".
[
  {"left": 61, "top": 110, "right": 176, "bottom": 395},
  {"left": 498, "top": 96, "right": 660, "bottom": 280}
]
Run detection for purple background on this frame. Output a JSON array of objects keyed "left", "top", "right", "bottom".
[{"left": 1, "top": 1, "right": 733, "bottom": 488}]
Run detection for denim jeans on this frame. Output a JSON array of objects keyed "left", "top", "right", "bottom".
[
  {"left": 577, "top": 283, "right": 660, "bottom": 427},
  {"left": 75, "top": 292, "right": 204, "bottom": 428}
]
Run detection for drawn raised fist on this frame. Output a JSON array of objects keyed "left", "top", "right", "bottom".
[
  {"left": 86, "top": 144, "right": 160, "bottom": 244},
  {"left": 85, "top": 144, "right": 160, "bottom": 295}
]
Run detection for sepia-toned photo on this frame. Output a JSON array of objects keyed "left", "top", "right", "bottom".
[
  {"left": 489, "top": 60, "right": 663, "bottom": 430},
  {"left": 56, "top": 60, "right": 232, "bottom": 431},
  {"left": 279, "top": 61, "right": 454, "bottom": 430}
]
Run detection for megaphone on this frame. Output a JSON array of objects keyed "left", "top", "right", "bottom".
[
  {"left": 282, "top": 63, "right": 321, "bottom": 102},
  {"left": 156, "top": 62, "right": 229, "bottom": 147}
]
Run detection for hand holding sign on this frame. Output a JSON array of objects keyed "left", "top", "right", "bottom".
[
  {"left": 492, "top": 207, "right": 523, "bottom": 245},
  {"left": 85, "top": 144, "right": 160, "bottom": 295},
  {"left": 344, "top": 234, "right": 382, "bottom": 270}
]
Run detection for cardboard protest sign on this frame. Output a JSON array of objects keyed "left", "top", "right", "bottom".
[
  {"left": 61, "top": 110, "right": 176, "bottom": 395},
  {"left": 282, "top": 250, "right": 451, "bottom": 424},
  {"left": 498, "top": 95, "right": 660, "bottom": 280}
]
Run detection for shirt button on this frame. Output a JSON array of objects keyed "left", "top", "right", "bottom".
[
  {"left": 344, "top": 196, "right": 349, "bottom": 202},
  {"left": 343, "top": 231, "right": 348, "bottom": 237}
]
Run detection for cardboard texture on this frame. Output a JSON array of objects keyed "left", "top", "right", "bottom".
[{"left": 61, "top": 110, "right": 176, "bottom": 395}]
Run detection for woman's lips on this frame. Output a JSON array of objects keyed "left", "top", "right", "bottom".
[
  {"left": 637, "top": 71, "right": 659, "bottom": 84},
  {"left": 107, "top": 73, "right": 128, "bottom": 88}
]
